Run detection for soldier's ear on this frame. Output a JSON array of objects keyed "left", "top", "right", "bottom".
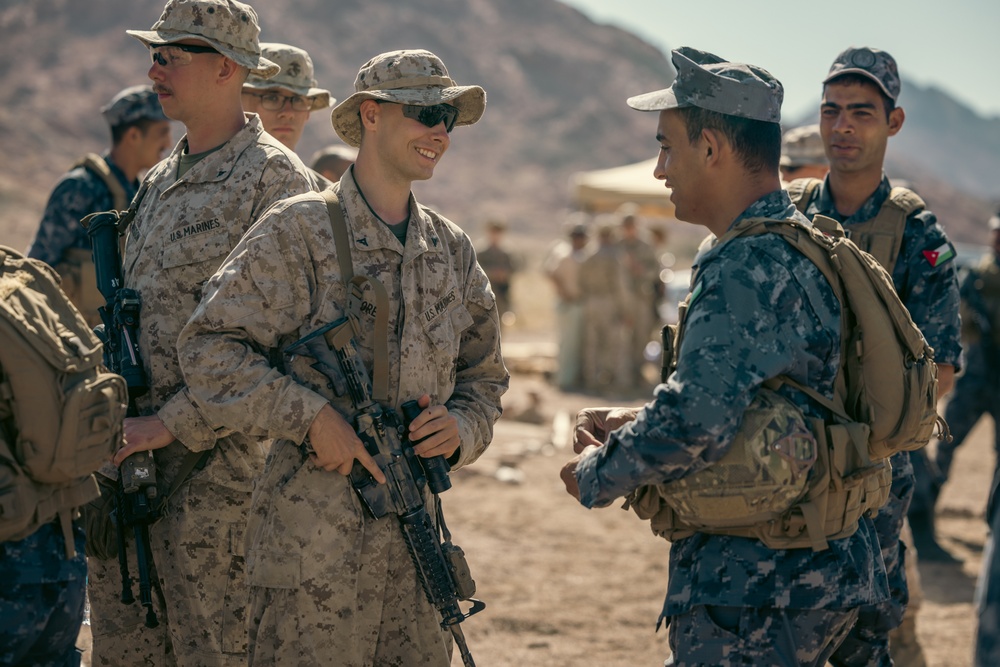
[{"left": 887, "top": 107, "right": 905, "bottom": 137}]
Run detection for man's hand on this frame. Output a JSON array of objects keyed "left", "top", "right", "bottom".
[
  {"left": 561, "top": 445, "right": 599, "bottom": 501},
  {"left": 308, "top": 405, "right": 386, "bottom": 482},
  {"left": 574, "top": 407, "right": 639, "bottom": 453},
  {"left": 407, "top": 394, "right": 461, "bottom": 459},
  {"left": 114, "top": 415, "right": 176, "bottom": 466}
]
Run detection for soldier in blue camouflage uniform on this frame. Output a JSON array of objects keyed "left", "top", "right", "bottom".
[
  {"left": 27, "top": 86, "right": 171, "bottom": 326},
  {"left": 790, "top": 47, "right": 962, "bottom": 667},
  {"left": 976, "top": 472, "right": 1000, "bottom": 666},
  {"left": 0, "top": 508, "right": 87, "bottom": 666},
  {"left": 561, "top": 47, "right": 888, "bottom": 666}
]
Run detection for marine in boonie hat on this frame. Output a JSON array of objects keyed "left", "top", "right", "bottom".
[
  {"left": 627, "top": 46, "right": 783, "bottom": 123},
  {"left": 780, "top": 124, "right": 827, "bottom": 168},
  {"left": 331, "top": 49, "right": 486, "bottom": 148},
  {"left": 101, "top": 85, "right": 169, "bottom": 127},
  {"left": 127, "top": 0, "right": 279, "bottom": 78},
  {"left": 244, "top": 43, "right": 333, "bottom": 110},
  {"left": 824, "top": 46, "right": 900, "bottom": 101}
]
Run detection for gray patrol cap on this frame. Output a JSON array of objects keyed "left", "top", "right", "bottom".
[
  {"left": 127, "top": 0, "right": 279, "bottom": 78},
  {"left": 331, "top": 49, "right": 486, "bottom": 148},
  {"left": 244, "top": 43, "right": 333, "bottom": 110},
  {"left": 101, "top": 85, "right": 168, "bottom": 127},
  {"left": 824, "top": 46, "right": 901, "bottom": 101},
  {"left": 780, "top": 124, "right": 827, "bottom": 168},
  {"left": 627, "top": 46, "right": 783, "bottom": 123}
]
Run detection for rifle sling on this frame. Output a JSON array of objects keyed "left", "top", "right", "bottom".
[{"left": 323, "top": 190, "right": 390, "bottom": 403}]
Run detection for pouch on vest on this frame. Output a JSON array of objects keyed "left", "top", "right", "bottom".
[{"left": 0, "top": 246, "right": 127, "bottom": 556}]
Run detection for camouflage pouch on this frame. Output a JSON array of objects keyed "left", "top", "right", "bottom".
[
  {"left": 82, "top": 475, "right": 118, "bottom": 560},
  {"left": 659, "top": 387, "right": 817, "bottom": 528}
]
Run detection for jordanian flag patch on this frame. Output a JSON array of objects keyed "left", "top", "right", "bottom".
[{"left": 922, "top": 242, "right": 955, "bottom": 268}]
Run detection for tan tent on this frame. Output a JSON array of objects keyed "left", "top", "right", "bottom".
[{"left": 569, "top": 158, "right": 675, "bottom": 217}]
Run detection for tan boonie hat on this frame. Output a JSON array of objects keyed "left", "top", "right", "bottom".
[
  {"left": 127, "top": 0, "right": 279, "bottom": 79},
  {"left": 824, "top": 46, "right": 900, "bottom": 102},
  {"left": 628, "top": 46, "right": 783, "bottom": 124},
  {"left": 780, "top": 124, "right": 827, "bottom": 168},
  {"left": 331, "top": 49, "right": 486, "bottom": 148},
  {"left": 244, "top": 43, "right": 333, "bottom": 110}
]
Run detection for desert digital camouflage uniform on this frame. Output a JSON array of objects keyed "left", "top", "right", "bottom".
[
  {"left": 798, "top": 175, "right": 961, "bottom": 664},
  {"left": 575, "top": 190, "right": 889, "bottom": 665},
  {"left": 579, "top": 223, "right": 628, "bottom": 389},
  {"left": 85, "top": 114, "right": 312, "bottom": 667},
  {"left": 616, "top": 213, "right": 660, "bottom": 384},
  {"left": 175, "top": 168, "right": 508, "bottom": 666}
]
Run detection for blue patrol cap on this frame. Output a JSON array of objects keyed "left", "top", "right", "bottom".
[{"left": 101, "top": 85, "right": 168, "bottom": 127}]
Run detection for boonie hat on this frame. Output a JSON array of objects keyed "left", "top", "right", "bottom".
[
  {"left": 101, "top": 85, "right": 169, "bottom": 127},
  {"left": 331, "top": 49, "right": 486, "bottom": 148},
  {"left": 824, "top": 46, "right": 900, "bottom": 101},
  {"left": 244, "top": 43, "right": 333, "bottom": 110},
  {"left": 780, "top": 124, "right": 828, "bottom": 168},
  {"left": 127, "top": 0, "right": 279, "bottom": 78},
  {"left": 627, "top": 46, "right": 783, "bottom": 123}
]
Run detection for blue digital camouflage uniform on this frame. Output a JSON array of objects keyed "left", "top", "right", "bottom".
[
  {"left": 935, "top": 253, "right": 1000, "bottom": 486},
  {"left": 27, "top": 154, "right": 138, "bottom": 266},
  {"left": 0, "top": 520, "right": 87, "bottom": 667},
  {"left": 800, "top": 173, "right": 962, "bottom": 666},
  {"left": 975, "top": 474, "right": 1000, "bottom": 666},
  {"left": 575, "top": 190, "right": 888, "bottom": 666}
]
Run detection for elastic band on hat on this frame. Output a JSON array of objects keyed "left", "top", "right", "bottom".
[{"left": 368, "top": 75, "right": 455, "bottom": 91}]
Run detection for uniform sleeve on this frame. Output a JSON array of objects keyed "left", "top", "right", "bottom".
[
  {"left": 173, "top": 202, "right": 331, "bottom": 447},
  {"left": 27, "top": 175, "right": 94, "bottom": 265},
  {"left": 895, "top": 210, "right": 962, "bottom": 369},
  {"left": 446, "top": 255, "right": 509, "bottom": 470},
  {"left": 575, "top": 249, "right": 828, "bottom": 508}
]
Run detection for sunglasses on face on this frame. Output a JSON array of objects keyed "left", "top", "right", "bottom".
[
  {"left": 400, "top": 103, "right": 460, "bottom": 132},
  {"left": 149, "top": 43, "right": 220, "bottom": 68},
  {"left": 245, "top": 91, "right": 313, "bottom": 112}
]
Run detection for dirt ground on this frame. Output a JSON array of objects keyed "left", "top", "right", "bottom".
[{"left": 77, "top": 329, "right": 995, "bottom": 667}]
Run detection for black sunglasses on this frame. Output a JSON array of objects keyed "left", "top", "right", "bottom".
[
  {"left": 400, "top": 104, "right": 460, "bottom": 132},
  {"left": 150, "top": 42, "right": 220, "bottom": 67}
]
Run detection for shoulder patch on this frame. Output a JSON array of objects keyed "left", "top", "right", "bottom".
[{"left": 922, "top": 242, "right": 955, "bottom": 268}]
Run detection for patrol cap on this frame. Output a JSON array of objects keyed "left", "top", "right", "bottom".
[
  {"left": 824, "top": 46, "right": 900, "bottom": 101},
  {"left": 127, "top": 0, "right": 279, "bottom": 78},
  {"left": 780, "top": 124, "right": 827, "bottom": 168},
  {"left": 627, "top": 46, "right": 783, "bottom": 124},
  {"left": 244, "top": 43, "right": 333, "bottom": 110},
  {"left": 101, "top": 85, "right": 168, "bottom": 127},
  {"left": 331, "top": 49, "right": 486, "bottom": 148}
]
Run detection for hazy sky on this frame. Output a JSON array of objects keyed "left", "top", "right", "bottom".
[{"left": 560, "top": 0, "right": 1000, "bottom": 122}]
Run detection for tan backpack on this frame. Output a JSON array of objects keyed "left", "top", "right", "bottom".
[
  {"left": 634, "top": 215, "right": 943, "bottom": 551},
  {"left": 0, "top": 246, "right": 127, "bottom": 557}
]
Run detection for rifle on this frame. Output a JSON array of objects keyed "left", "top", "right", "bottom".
[
  {"left": 83, "top": 209, "right": 160, "bottom": 629},
  {"left": 286, "top": 317, "right": 485, "bottom": 667}
]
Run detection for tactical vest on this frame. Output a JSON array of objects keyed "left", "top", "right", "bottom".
[
  {"left": 53, "top": 155, "right": 130, "bottom": 327},
  {"left": 632, "top": 213, "right": 954, "bottom": 551},
  {"left": 786, "top": 177, "right": 925, "bottom": 275}
]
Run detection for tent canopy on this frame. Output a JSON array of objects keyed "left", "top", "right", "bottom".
[{"left": 570, "top": 158, "right": 675, "bottom": 217}]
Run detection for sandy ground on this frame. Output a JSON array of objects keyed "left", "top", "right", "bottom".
[{"left": 77, "top": 336, "right": 995, "bottom": 667}]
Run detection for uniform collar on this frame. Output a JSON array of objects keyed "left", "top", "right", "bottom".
[{"left": 815, "top": 173, "right": 892, "bottom": 225}]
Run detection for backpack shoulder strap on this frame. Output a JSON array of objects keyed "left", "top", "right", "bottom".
[
  {"left": 785, "top": 178, "right": 823, "bottom": 214},
  {"left": 76, "top": 153, "right": 128, "bottom": 212},
  {"left": 886, "top": 186, "right": 926, "bottom": 216}
]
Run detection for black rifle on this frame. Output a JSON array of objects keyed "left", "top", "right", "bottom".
[
  {"left": 83, "top": 210, "right": 160, "bottom": 629},
  {"left": 287, "top": 317, "right": 485, "bottom": 667}
]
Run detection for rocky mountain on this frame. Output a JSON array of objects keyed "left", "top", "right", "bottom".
[{"left": 1, "top": 0, "right": 995, "bottom": 253}]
